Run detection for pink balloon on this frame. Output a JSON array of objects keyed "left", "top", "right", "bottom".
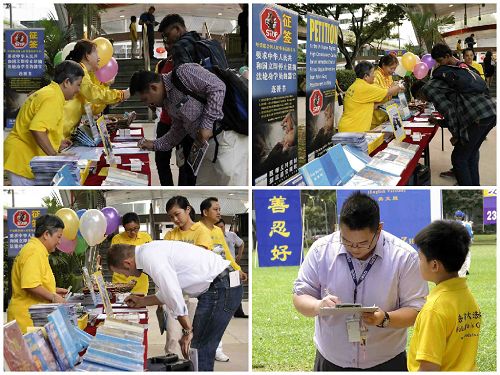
[
  {"left": 58, "top": 237, "right": 76, "bottom": 254},
  {"left": 95, "top": 57, "right": 118, "bottom": 83},
  {"left": 413, "top": 62, "right": 429, "bottom": 80},
  {"left": 421, "top": 53, "right": 436, "bottom": 70}
]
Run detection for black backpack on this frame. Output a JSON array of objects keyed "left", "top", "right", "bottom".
[
  {"left": 432, "top": 63, "right": 488, "bottom": 94},
  {"left": 171, "top": 65, "right": 248, "bottom": 136},
  {"left": 194, "top": 39, "right": 229, "bottom": 70}
]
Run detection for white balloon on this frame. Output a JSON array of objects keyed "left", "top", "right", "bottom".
[
  {"left": 61, "top": 42, "right": 77, "bottom": 61},
  {"left": 79, "top": 209, "right": 107, "bottom": 246},
  {"left": 395, "top": 57, "right": 407, "bottom": 77}
]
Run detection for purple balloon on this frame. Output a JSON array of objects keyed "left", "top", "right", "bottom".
[
  {"left": 101, "top": 207, "right": 121, "bottom": 236},
  {"left": 95, "top": 57, "right": 118, "bottom": 83},
  {"left": 413, "top": 62, "right": 430, "bottom": 80},
  {"left": 421, "top": 54, "right": 436, "bottom": 70},
  {"left": 58, "top": 237, "right": 76, "bottom": 254}
]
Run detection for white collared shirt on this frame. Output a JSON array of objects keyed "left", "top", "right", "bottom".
[
  {"left": 135, "top": 240, "right": 230, "bottom": 317},
  {"left": 293, "top": 230, "right": 428, "bottom": 369}
]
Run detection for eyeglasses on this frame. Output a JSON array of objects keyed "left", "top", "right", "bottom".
[
  {"left": 125, "top": 227, "right": 140, "bottom": 233},
  {"left": 340, "top": 231, "right": 378, "bottom": 250}
]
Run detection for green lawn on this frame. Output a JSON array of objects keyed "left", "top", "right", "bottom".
[{"left": 252, "top": 234, "right": 496, "bottom": 371}]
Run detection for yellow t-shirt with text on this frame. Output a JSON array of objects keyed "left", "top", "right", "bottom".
[
  {"left": 372, "top": 67, "right": 394, "bottom": 127},
  {"left": 163, "top": 222, "right": 213, "bottom": 249},
  {"left": 7, "top": 237, "right": 56, "bottom": 333},
  {"left": 338, "top": 78, "right": 388, "bottom": 133},
  {"left": 407, "top": 277, "right": 480, "bottom": 371},
  {"left": 111, "top": 231, "right": 152, "bottom": 295},
  {"left": 4, "top": 82, "right": 65, "bottom": 179}
]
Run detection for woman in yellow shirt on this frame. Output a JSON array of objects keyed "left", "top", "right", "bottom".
[
  {"left": 338, "top": 61, "right": 405, "bottom": 133},
  {"left": 111, "top": 212, "right": 152, "bottom": 295},
  {"left": 456, "top": 39, "right": 462, "bottom": 54},
  {"left": 7, "top": 215, "right": 69, "bottom": 333},
  {"left": 164, "top": 196, "right": 213, "bottom": 249},
  {"left": 63, "top": 39, "right": 131, "bottom": 137},
  {"left": 372, "top": 54, "right": 400, "bottom": 127},
  {"left": 463, "top": 48, "right": 485, "bottom": 80},
  {"left": 4, "top": 61, "right": 84, "bottom": 185}
]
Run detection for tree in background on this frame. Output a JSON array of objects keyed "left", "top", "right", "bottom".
[{"left": 285, "top": 4, "right": 406, "bottom": 69}]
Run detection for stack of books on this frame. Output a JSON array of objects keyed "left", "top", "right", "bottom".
[
  {"left": 29, "top": 303, "right": 80, "bottom": 327},
  {"left": 331, "top": 132, "right": 368, "bottom": 153},
  {"left": 30, "top": 155, "right": 79, "bottom": 185},
  {"left": 24, "top": 328, "right": 61, "bottom": 371},
  {"left": 72, "top": 125, "right": 101, "bottom": 147}
]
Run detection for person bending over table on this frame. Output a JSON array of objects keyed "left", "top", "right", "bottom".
[
  {"left": 7, "top": 215, "right": 69, "bottom": 333},
  {"left": 372, "top": 54, "right": 401, "bottom": 127},
  {"left": 111, "top": 212, "right": 152, "bottom": 295},
  {"left": 62, "top": 39, "right": 130, "bottom": 138},
  {"left": 4, "top": 61, "right": 84, "bottom": 186},
  {"left": 293, "top": 192, "right": 428, "bottom": 371},
  {"left": 108, "top": 240, "right": 244, "bottom": 371},
  {"left": 338, "top": 61, "right": 404, "bottom": 133}
]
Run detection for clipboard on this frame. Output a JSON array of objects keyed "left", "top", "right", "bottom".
[{"left": 319, "top": 305, "right": 379, "bottom": 316}]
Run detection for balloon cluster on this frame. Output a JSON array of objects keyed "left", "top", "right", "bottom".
[
  {"left": 395, "top": 52, "right": 437, "bottom": 80},
  {"left": 55, "top": 207, "right": 121, "bottom": 255},
  {"left": 54, "top": 37, "right": 119, "bottom": 83}
]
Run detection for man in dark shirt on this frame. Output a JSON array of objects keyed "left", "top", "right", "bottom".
[
  {"left": 237, "top": 5, "right": 248, "bottom": 56},
  {"left": 139, "top": 6, "right": 159, "bottom": 59},
  {"left": 464, "top": 34, "right": 476, "bottom": 50}
]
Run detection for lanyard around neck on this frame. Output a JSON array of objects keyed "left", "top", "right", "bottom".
[{"left": 346, "top": 254, "right": 378, "bottom": 303}]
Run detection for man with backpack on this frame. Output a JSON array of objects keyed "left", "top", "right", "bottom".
[
  {"left": 150, "top": 13, "right": 248, "bottom": 186},
  {"left": 411, "top": 44, "right": 496, "bottom": 186}
]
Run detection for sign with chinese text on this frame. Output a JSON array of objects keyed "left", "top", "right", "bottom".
[
  {"left": 5, "top": 29, "right": 45, "bottom": 78},
  {"left": 336, "top": 190, "right": 430, "bottom": 249},
  {"left": 253, "top": 4, "right": 298, "bottom": 186},
  {"left": 483, "top": 189, "right": 496, "bottom": 225},
  {"left": 255, "top": 190, "right": 302, "bottom": 267},
  {"left": 7, "top": 207, "right": 47, "bottom": 257},
  {"left": 306, "top": 14, "right": 338, "bottom": 162}
]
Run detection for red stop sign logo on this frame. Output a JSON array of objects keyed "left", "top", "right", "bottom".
[
  {"left": 11, "top": 31, "right": 28, "bottom": 49},
  {"left": 260, "top": 8, "right": 281, "bottom": 42},
  {"left": 13, "top": 210, "right": 31, "bottom": 228},
  {"left": 309, "top": 90, "right": 323, "bottom": 116}
]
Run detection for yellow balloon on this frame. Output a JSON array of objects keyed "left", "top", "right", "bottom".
[
  {"left": 402, "top": 52, "right": 418, "bottom": 72},
  {"left": 55, "top": 208, "right": 79, "bottom": 240},
  {"left": 93, "top": 37, "right": 114, "bottom": 68}
]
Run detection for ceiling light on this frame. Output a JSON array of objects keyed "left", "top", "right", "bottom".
[
  {"left": 120, "top": 15, "right": 125, "bottom": 18},
  {"left": 218, "top": 12, "right": 223, "bottom": 16},
  {"left": 449, "top": 4, "right": 454, "bottom": 7}
]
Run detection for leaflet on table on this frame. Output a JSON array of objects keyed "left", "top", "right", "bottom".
[
  {"left": 104, "top": 317, "right": 145, "bottom": 334},
  {"left": 324, "top": 144, "right": 356, "bottom": 184},
  {"left": 112, "top": 147, "right": 149, "bottom": 155},
  {"left": 111, "top": 142, "right": 139, "bottom": 148},
  {"left": 368, "top": 149, "right": 411, "bottom": 177},
  {"left": 344, "top": 166, "right": 400, "bottom": 186},
  {"left": 66, "top": 146, "right": 104, "bottom": 161},
  {"left": 386, "top": 140, "right": 419, "bottom": 155},
  {"left": 93, "top": 271, "right": 113, "bottom": 316},
  {"left": 52, "top": 163, "right": 81, "bottom": 186},
  {"left": 96, "top": 116, "right": 113, "bottom": 157},
  {"left": 87, "top": 340, "right": 144, "bottom": 363},
  {"left": 187, "top": 140, "right": 209, "bottom": 176},
  {"left": 74, "top": 360, "right": 118, "bottom": 372},
  {"left": 403, "top": 119, "right": 435, "bottom": 128},
  {"left": 386, "top": 103, "right": 406, "bottom": 141},
  {"left": 101, "top": 167, "right": 148, "bottom": 186},
  {"left": 397, "top": 92, "right": 411, "bottom": 120},
  {"left": 82, "top": 352, "right": 144, "bottom": 371},
  {"left": 24, "top": 329, "right": 61, "bottom": 371},
  {"left": 96, "top": 326, "right": 144, "bottom": 343},
  {"left": 96, "top": 312, "right": 145, "bottom": 322},
  {"left": 319, "top": 305, "right": 378, "bottom": 316},
  {"left": 344, "top": 146, "right": 370, "bottom": 172}
]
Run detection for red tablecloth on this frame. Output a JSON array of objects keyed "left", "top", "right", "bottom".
[
  {"left": 83, "top": 127, "right": 152, "bottom": 186},
  {"left": 370, "top": 125, "right": 439, "bottom": 185}
]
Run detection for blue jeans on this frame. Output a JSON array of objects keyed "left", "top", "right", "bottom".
[
  {"left": 191, "top": 273, "right": 243, "bottom": 371},
  {"left": 451, "top": 117, "right": 496, "bottom": 186}
]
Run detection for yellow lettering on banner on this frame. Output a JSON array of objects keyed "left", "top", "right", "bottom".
[
  {"left": 32, "top": 210, "right": 41, "bottom": 219},
  {"left": 283, "top": 30, "right": 292, "bottom": 44},
  {"left": 268, "top": 196, "right": 290, "bottom": 213},
  {"left": 309, "top": 19, "right": 338, "bottom": 44},
  {"left": 270, "top": 245, "right": 292, "bottom": 261},
  {"left": 283, "top": 14, "right": 292, "bottom": 29},
  {"left": 269, "top": 221, "right": 290, "bottom": 238}
]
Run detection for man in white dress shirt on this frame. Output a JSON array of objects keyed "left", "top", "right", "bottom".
[
  {"left": 293, "top": 191, "right": 428, "bottom": 371},
  {"left": 107, "top": 240, "right": 243, "bottom": 371}
]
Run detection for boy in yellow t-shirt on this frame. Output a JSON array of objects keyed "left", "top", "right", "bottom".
[
  {"left": 4, "top": 61, "right": 84, "bottom": 185},
  {"left": 111, "top": 212, "right": 152, "bottom": 295},
  {"left": 408, "top": 220, "right": 480, "bottom": 371}
]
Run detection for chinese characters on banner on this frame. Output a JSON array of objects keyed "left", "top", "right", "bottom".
[
  {"left": 7, "top": 208, "right": 48, "bottom": 257},
  {"left": 336, "top": 190, "right": 431, "bottom": 249},
  {"left": 253, "top": 5, "right": 298, "bottom": 186},
  {"left": 255, "top": 190, "right": 302, "bottom": 267},
  {"left": 483, "top": 189, "right": 496, "bottom": 225},
  {"left": 306, "top": 14, "right": 339, "bottom": 162},
  {"left": 4, "top": 28, "right": 45, "bottom": 128}
]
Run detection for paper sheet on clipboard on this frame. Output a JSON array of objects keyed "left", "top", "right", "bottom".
[{"left": 319, "top": 305, "right": 378, "bottom": 316}]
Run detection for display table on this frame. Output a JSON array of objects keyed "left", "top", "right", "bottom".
[{"left": 82, "top": 127, "right": 152, "bottom": 186}]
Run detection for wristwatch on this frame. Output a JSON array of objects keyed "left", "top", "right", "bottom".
[
  {"left": 182, "top": 328, "right": 192, "bottom": 336},
  {"left": 376, "top": 311, "right": 390, "bottom": 328}
]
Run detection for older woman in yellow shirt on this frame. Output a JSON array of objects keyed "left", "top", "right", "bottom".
[
  {"left": 63, "top": 39, "right": 131, "bottom": 138},
  {"left": 111, "top": 212, "right": 152, "bottom": 295},
  {"left": 372, "top": 54, "right": 400, "bottom": 127},
  {"left": 4, "top": 61, "right": 84, "bottom": 186},
  {"left": 7, "top": 215, "right": 69, "bottom": 333},
  {"left": 338, "top": 61, "right": 405, "bottom": 133}
]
